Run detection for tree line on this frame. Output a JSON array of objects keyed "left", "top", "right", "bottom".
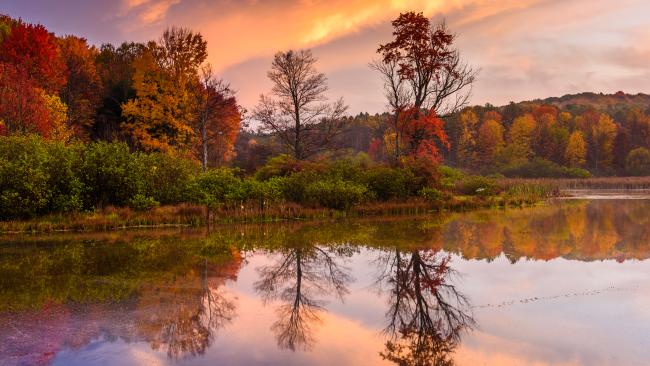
[{"left": 0, "top": 15, "right": 241, "bottom": 170}]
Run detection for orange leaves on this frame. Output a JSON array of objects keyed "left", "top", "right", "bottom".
[{"left": 401, "top": 109, "right": 449, "bottom": 163}]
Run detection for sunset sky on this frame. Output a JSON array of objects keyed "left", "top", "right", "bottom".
[{"left": 4, "top": 0, "right": 650, "bottom": 114}]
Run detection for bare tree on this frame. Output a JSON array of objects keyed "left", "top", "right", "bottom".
[
  {"left": 254, "top": 245, "right": 352, "bottom": 351},
  {"left": 253, "top": 50, "right": 347, "bottom": 159},
  {"left": 370, "top": 58, "right": 411, "bottom": 162},
  {"left": 429, "top": 50, "right": 478, "bottom": 117}
]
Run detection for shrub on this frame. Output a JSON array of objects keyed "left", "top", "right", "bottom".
[
  {"left": 438, "top": 165, "right": 464, "bottom": 191},
  {"left": 402, "top": 157, "right": 440, "bottom": 188},
  {"left": 81, "top": 142, "right": 141, "bottom": 207},
  {"left": 195, "top": 168, "right": 242, "bottom": 207},
  {"left": 138, "top": 152, "right": 200, "bottom": 204},
  {"left": 325, "top": 153, "right": 373, "bottom": 182},
  {"left": 0, "top": 135, "right": 52, "bottom": 219},
  {"left": 626, "top": 148, "right": 650, "bottom": 176},
  {"left": 255, "top": 154, "right": 303, "bottom": 180},
  {"left": 247, "top": 177, "right": 285, "bottom": 208},
  {"left": 128, "top": 194, "right": 159, "bottom": 211},
  {"left": 363, "top": 167, "right": 420, "bottom": 201},
  {"left": 455, "top": 176, "right": 497, "bottom": 196},
  {"left": 44, "top": 141, "right": 86, "bottom": 213},
  {"left": 279, "top": 170, "right": 319, "bottom": 203},
  {"left": 501, "top": 158, "right": 590, "bottom": 178},
  {"left": 419, "top": 187, "right": 445, "bottom": 203},
  {"left": 304, "top": 179, "right": 369, "bottom": 210}
]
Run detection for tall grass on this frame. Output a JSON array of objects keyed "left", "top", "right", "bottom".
[{"left": 497, "top": 177, "right": 650, "bottom": 191}]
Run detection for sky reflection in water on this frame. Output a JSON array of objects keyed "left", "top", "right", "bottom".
[{"left": 1, "top": 199, "right": 650, "bottom": 366}]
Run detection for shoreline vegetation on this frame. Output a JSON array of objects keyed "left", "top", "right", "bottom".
[
  {"left": 0, "top": 135, "right": 558, "bottom": 234},
  {"left": 4, "top": 176, "right": 650, "bottom": 235},
  {"left": 2, "top": 135, "right": 650, "bottom": 234}
]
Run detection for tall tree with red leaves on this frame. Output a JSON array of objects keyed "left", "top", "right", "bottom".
[
  {"left": 0, "top": 63, "right": 52, "bottom": 136},
  {"left": 0, "top": 19, "right": 66, "bottom": 93}
]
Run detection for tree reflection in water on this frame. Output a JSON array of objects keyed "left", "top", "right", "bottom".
[
  {"left": 138, "top": 258, "right": 238, "bottom": 359},
  {"left": 254, "top": 244, "right": 354, "bottom": 351},
  {"left": 375, "top": 249, "right": 475, "bottom": 365}
]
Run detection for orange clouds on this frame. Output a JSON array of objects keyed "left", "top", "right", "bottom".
[
  {"left": 170, "top": 0, "right": 542, "bottom": 72},
  {"left": 120, "top": 0, "right": 181, "bottom": 24}
]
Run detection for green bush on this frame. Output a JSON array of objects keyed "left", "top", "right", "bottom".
[
  {"left": 626, "top": 148, "right": 650, "bottom": 176},
  {"left": 254, "top": 154, "right": 303, "bottom": 180},
  {"left": 419, "top": 187, "right": 445, "bottom": 203},
  {"left": 138, "top": 152, "right": 200, "bottom": 204},
  {"left": 81, "top": 142, "right": 141, "bottom": 207},
  {"left": 247, "top": 177, "right": 285, "bottom": 208},
  {"left": 324, "top": 153, "right": 373, "bottom": 182},
  {"left": 44, "top": 141, "right": 86, "bottom": 213},
  {"left": 363, "top": 167, "right": 421, "bottom": 200},
  {"left": 501, "top": 158, "right": 591, "bottom": 178},
  {"left": 0, "top": 135, "right": 52, "bottom": 219},
  {"left": 128, "top": 194, "right": 159, "bottom": 211},
  {"left": 438, "top": 165, "right": 465, "bottom": 191},
  {"left": 195, "top": 168, "right": 242, "bottom": 207},
  {"left": 279, "top": 170, "right": 319, "bottom": 203},
  {"left": 455, "top": 176, "right": 497, "bottom": 196},
  {"left": 304, "top": 179, "right": 369, "bottom": 210}
]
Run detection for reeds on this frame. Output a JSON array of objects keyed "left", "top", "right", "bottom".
[{"left": 497, "top": 177, "right": 650, "bottom": 192}]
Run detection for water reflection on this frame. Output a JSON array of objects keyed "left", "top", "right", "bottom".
[
  {"left": 135, "top": 258, "right": 238, "bottom": 358},
  {"left": 254, "top": 244, "right": 354, "bottom": 351},
  {"left": 376, "top": 249, "right": 474, "bottom": 366},
  {"left": 0, "top": 237, "right": 242, "bottom": 363},
  {"left": 1, "top": 200, "right": 650, "bottom": 365}
]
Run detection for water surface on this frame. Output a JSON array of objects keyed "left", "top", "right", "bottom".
[{"left": 1, "top": 199, "right": 650, "bottom": 366}]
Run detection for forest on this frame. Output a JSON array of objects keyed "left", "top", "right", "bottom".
[{"left": 1, "top": 11, "right": 650, "bottom": 222}]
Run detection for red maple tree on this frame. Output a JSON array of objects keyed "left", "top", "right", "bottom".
[{"left": 0, "top": 19, "right": 66, "bottom": 92}]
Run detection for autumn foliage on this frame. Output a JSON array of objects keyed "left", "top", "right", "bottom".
[{"left": 0, "top": 15, "right": 241, "bottom": 165}]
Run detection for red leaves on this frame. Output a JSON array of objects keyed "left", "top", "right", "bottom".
[
  {"left": 400, "top": 108, "right": 449, "bottom": 164},
  {"left": 0, "top": 63, "right": 52, "bottom": 137},
  {"left": 378, "top": 12, "right": 455, "bottom": 88},
  {"left": 0, "top": 17, "right": 69, "bottom": 138},
  {"left": 0, "top": 20, "right": 66, "bottom": 93}
]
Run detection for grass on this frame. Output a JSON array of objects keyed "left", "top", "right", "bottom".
[
  {"left": 0, "top": 187, "right": 556, "bottom": 234},
  {"left": 497, "top": 176, "right": 650, "bottom": 191}
]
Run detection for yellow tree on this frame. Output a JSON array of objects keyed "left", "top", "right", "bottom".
[
  {"left": 565, "top": 131, "right": 586, "bottom": 168},
  {"left": 122, "top": 28, "right": 207, "bottom": 153},
  {"left": 40, "top": 90, "right": 74, "bottom": 142},
  {"left": 457, "top": 109, "right": 478, "bottom": 168},
  {"left": 591, "top": 114, "right": 617, "bottom": 171},
  {"left": 477, "top": 119, "right": 504, "bottom": 166},
  {"left": 507, "top": 114, "right": 536, "bottom": 161},
  {"left": 122, "top": 49, "right": 195, "bottom": 153}
]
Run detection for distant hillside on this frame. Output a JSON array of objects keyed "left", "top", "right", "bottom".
[{"left": 518, "top": 92, "right": 650, "bottom": 112}]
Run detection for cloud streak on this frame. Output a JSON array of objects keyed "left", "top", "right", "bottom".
[{"left": 120, "top": 0, "right": 181, "bottom": 24}]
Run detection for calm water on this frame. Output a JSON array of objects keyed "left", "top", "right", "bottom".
[{"left": 2, "top": 199, "right": 650, "bottom": 366}]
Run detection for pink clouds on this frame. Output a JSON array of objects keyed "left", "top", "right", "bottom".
[
  {"left": 5, "top": 0, "right": 650, "bottom": 113},
  {"left": 120, "top": 0, "right": 181, "bottom": 24}
]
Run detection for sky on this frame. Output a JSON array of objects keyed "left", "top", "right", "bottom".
[{"left": 3, "top": 0, "right": 650, "bottom": 115}]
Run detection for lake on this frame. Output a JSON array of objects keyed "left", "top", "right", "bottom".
[{"left": 1, "top": 199, "right": 650, "bottom": 366}]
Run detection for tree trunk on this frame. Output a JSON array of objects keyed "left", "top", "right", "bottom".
[{"left": 201, "top": 121, "right": 208, "bottom": 171}]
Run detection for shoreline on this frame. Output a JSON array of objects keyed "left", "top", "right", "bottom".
[{"left": 0, "top": 195, "right": 549, "bottom": 235}]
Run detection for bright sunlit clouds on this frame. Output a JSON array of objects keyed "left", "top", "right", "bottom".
[{"left": 5, "top": 0, "right": 650, "bottom": 113}]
